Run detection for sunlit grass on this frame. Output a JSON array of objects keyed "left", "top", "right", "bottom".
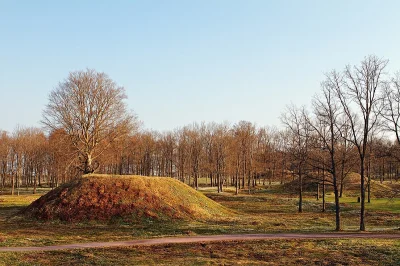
[
  {"left": 0, "top": 194, "right": 41, "bottom": 207},
  {"left": 321, "top": 193, "right": 400, "bottom": 213},
  {"left": 0, "top": 178, "right": 399, "bottom": 249},
  {"left": 1, "top": 239, "right": 400, "bottom": 265}
]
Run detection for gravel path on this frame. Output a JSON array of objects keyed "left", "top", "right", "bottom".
[{"left": 1, "top": 233, "right": 399, "bottom": 252}]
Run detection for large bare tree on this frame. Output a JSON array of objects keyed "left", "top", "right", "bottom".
[
  {"left": 334, "top": 55, "right": 388, "bottom": 231},
  {"left": 42, "top": 69, "right": 136, "bottom": 174},
  {"left": 306, "top": 74, "right": 345, "bottom": 231}
]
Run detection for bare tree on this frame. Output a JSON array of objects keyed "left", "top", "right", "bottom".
[
  {"left": 334, "top": 55, "right": 388, "bottom": 231},
  {"left": 276, "top": 130, "right": 290, "bottom": 185},
  {"left": 306, "top": 75, "right": 345, "bottom": 231},
  {"left": 382, "top": 72, "right": 400, "bottom": 144},
  {"left": 281, "top": 105, "right": 312, "bottom": 213},
  {"left": 214, "top": 123, "right": 230, "bottom": 192},
  {"left": 42, "top": 69, "right": 137, "bottom": 174},
  {"left": 48, "top": 129, "right": 78, "bottom": 186},
  {"left": 187, "top": 123, "right": 204, "bottom": 190},
  {"left": 232, "top": 121, "right": 256, "bottom": 194},
  {"left": 0, "top": 131, "right": 10, "bottom": 193}
]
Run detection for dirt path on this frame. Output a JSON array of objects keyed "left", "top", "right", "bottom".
[{"left": 1, "top": 233, "right": 399, "bottom": 252}]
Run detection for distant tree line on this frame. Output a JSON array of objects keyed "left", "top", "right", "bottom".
[{"left": 1, "top": 119, "right": 399, "bottom": 195}]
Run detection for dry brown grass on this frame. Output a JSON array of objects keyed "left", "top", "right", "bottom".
[
  {"left": 2, "top": 239, "right": 400, "bottom": 265},
  {"left": 0, "top": 179, "right": 399, "bottom": 251}
]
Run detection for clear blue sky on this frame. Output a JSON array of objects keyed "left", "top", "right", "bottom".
[{"left": 1, "top": 1, "right": 400, "bottom": 133}]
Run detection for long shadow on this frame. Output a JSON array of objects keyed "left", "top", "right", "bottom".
[{"left": 0, "top": 206, "right": 25, "bottom": 220}]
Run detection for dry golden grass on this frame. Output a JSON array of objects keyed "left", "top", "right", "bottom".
[{"left": 343, "top": 173, "right": 398, "bottom": 198}]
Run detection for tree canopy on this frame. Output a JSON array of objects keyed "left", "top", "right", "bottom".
[{"left": 42, "top": 69, "right": 137, "bottom": 174}]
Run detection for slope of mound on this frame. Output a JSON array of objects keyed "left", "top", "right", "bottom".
[
  {"left": 344, "top": 172, "right": 361, "bottom": 184},
  {"left": 279, "top": 178, "right": 318, "bottom": 193},
  {"left": 346, "top": 178, "right": 397, "bottom": 198},
  {"left": 23, "top": 174, "right": 231, "bottom": 222}
]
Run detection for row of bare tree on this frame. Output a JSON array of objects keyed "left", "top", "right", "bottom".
[
  {"left": 282, "top": 55, "right": 400, "bottom": 231},
  {"left": 0, "top": 127, "right": 77, "bottom": 195},
  {"left": 1, "top": 119, "right": 399, "bottom": 194}
]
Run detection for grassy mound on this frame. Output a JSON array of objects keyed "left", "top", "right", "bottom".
[
  {"left": 279, "top": 172, "right": 398, "bottom": 198},
  {"left": 23, "top": 174, "right": 231, "bottom": 222},
  {"left": 279, "top": 178, "right": 319, "bottom": 194},
  {"left": 344, "top": 172, "right": 361, "bottom": 184},
  {"left": 346, "top": 179, "right": 397, "bottom": 198},
  {"left": 340, "top": 172, "right": 398, "bottom": 197}
]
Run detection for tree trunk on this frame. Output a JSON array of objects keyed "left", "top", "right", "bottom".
[
  {"left": 322, "top": 168, "right": 326, "bottom": 212},
  {"left": 322, "top": 179, "right": 326, "bottom": 212},
  {"left": 334, "top": 183, "right": 341, "bottom": 231},
  {"left": 33, "top": 174, "right": 37, "bottom": 194},
  {"left": 235, "top": 172, "right": 239, "bottom": 195},
  {"left": 217, "top": 173, "right": 221, "bottom": 193},
  {"left": 298, "top": 166, "right": 303, "bottom": 213},
  {"left": 83, "top": 154, "right": 94, "bottom": 174},
  {"left": 330, "top": 136, "right": 341, "bottom": 231},
  {"left": 339, "top": 179, "right": 344, "bottom": 198},
  {"left": 360, "top": 159, "right": 366, "bottom": 231},
  {"left": 367, "top": 180, "right": 371, "bottom": 203},
  {"left": 219, "top": 174, "right": 223, "bottom": 193},
  {"left": 11, "top": 174, "right": 15, "bottom": 196},
  {"left": 367, "top": 157, "right": 371, "bottom": 203}
]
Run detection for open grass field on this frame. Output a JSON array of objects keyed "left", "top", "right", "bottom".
[
  {"left": 0, "top": 177, "right": 400, "bottom": 265},
  {"left": 1, "top": 239, "right": 400, "bottom": 265}
]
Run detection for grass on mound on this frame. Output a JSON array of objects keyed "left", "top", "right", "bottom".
[
  {"left": 23, "top": 174, "right": 231, "bottom": 222},
  {"left": 338, "top": 172, "right": 399, "bottom": 198},
  {"left": 277, "top": 171, "right": 399, "bottom": 199}
]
